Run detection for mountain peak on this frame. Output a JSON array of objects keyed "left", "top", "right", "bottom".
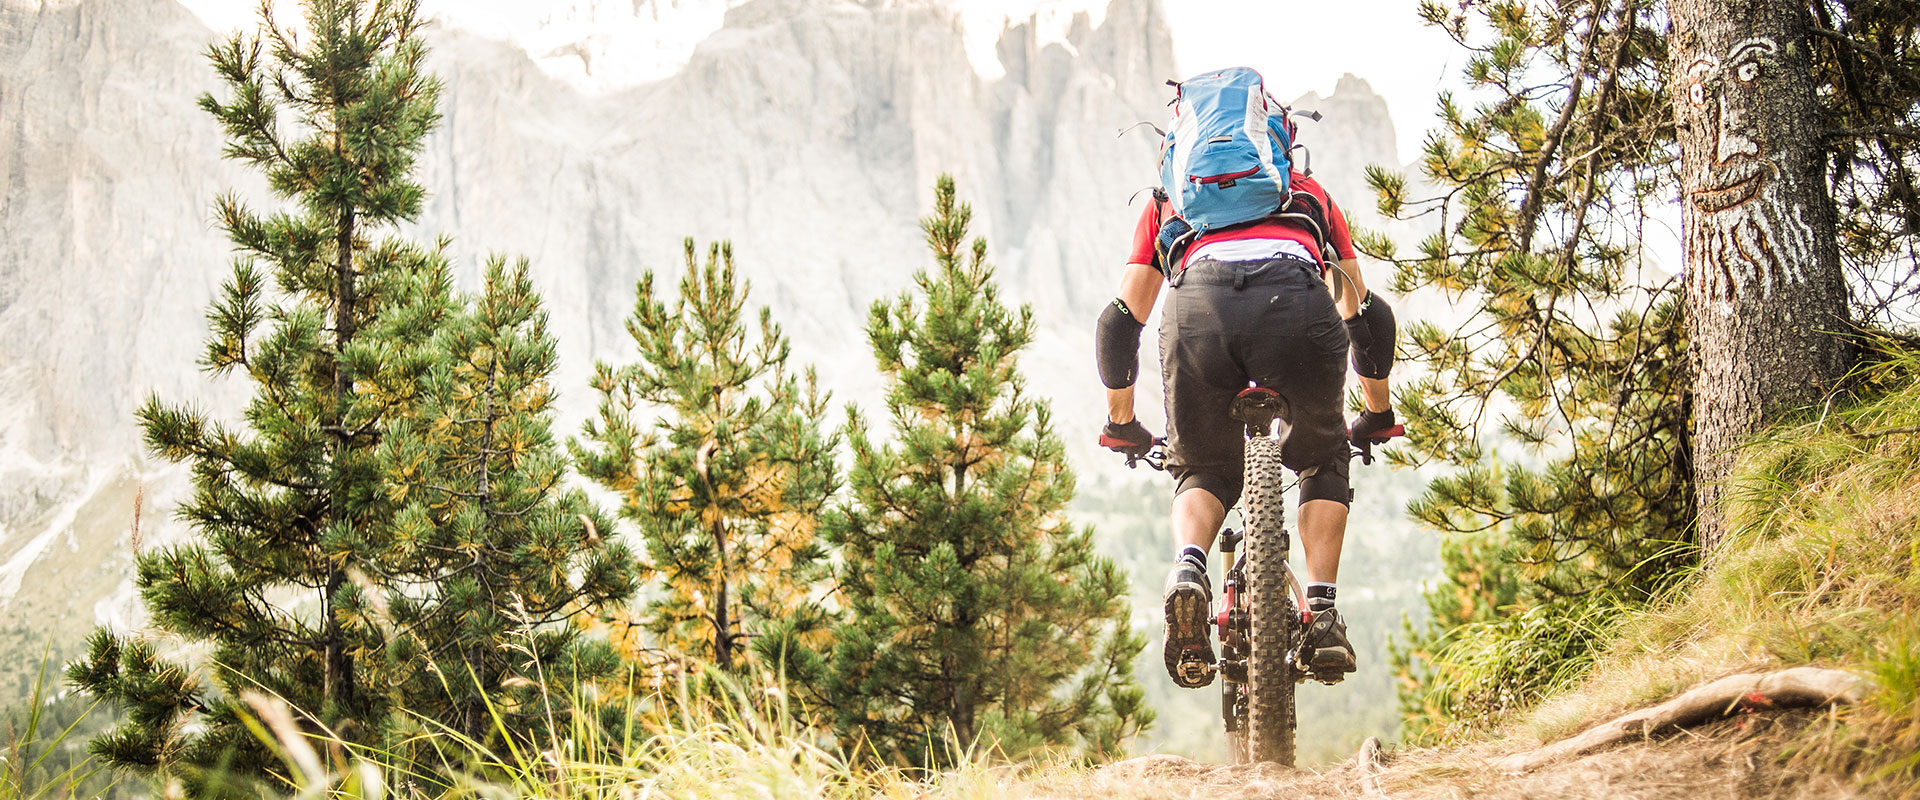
[{"left": 1333, "top": 72, "right": 1378, "bottom": 99}]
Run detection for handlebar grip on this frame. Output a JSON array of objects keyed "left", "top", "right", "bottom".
[{"left": 1350, "top": 425, "right": 1403, "bottom": 467}]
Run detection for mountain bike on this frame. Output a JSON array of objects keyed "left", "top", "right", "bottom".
[{"left": 1124, "top": 386, "right": 1402, "bottom": 765}]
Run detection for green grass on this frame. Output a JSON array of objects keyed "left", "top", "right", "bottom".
[
  {"left": 1413, "top": 594, "right": 1625, "bottom": 744},
  {"left": 0, "top": 646, "right": 120, "bottom": 800},
  {"left": 12, "top": 644, "right": 1093, "bottom": 800},
  {"left": 1507, "top": 342, "right": 1920, "bottom": 794}
]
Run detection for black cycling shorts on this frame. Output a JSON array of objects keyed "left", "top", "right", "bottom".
[{"left": 1158, "top": 255, "right": 1350, "bottom": 510}]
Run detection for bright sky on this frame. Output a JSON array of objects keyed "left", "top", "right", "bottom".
[
  {"left": 174, "top": 0, "right": 1463, "bottom": 162},
  {"left": 1162, "top": 1, "right": 1462, "bottom": 164}
]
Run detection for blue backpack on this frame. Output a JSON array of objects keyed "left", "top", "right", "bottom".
[{"left": 1157, "top": 67, "right": 1299, "bottom": 237}]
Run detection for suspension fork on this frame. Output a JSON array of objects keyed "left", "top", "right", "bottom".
[{"left": 1218, "top": 527, "right": 1244, "bottom": 732}]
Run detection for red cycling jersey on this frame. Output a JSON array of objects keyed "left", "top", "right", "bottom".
[{"left": 1126, "top": 172, "right": 1357, "bottom": 274}]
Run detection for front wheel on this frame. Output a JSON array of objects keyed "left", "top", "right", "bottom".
[{"left": 1240, "top": 436, "right": 1297, "bottom": 765}]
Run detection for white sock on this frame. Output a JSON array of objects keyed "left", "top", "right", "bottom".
[
  {"left": 1306, "top": 582, "right": 1337, "bottom": 611},
  {"left": 1177, "top": 545, "right": 1207, "bottom": 570}
]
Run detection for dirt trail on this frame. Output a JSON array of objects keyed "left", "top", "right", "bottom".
[{"left": 1009, "top": 711, "right": 1882, "bottom": 799}]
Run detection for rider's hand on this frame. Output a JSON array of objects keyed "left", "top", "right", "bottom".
[
  {"left": 1350, "top": 408, "right": 1397, "bottom": 444},
  {"left": 1100, "top": 418, "right": 1156, "bottom": 458}
]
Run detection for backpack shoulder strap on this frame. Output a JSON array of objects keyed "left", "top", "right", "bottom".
[
  {"left": 1271, "top": 188, "right": 1334, "bottom": 261},
  {"left": 1270, "top": 187, "right": 1361, "bottom": 302}
]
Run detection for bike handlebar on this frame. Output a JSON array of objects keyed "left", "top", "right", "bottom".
[
  {"left": 1117, "top": 437, "right": 1168, "bottom": 471},
  {"left": 1112, "top": 426, "right": 1405, "bottom": 472},
  {"left": 1349, "top": 424, "right": 1404, "bottom": 466}
]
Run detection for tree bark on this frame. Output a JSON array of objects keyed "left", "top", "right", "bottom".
[
  {"left": 1669, "top": 0, "right": 1852, "bottom": 555},
  {"left": 325, "top": 183, "right": 358, "bottom": 713},
  {"left": 711, "top": 508, "right": 733, "bottom": 672}
]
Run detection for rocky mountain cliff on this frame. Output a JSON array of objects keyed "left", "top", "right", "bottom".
[
  {"left": 0, "top": 0, "right": 1410, "bottom": 687},
  {"left": 409, "top": 0, "right": 1179, "bottom": 410}
]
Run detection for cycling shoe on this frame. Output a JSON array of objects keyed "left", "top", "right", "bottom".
[
  {"left": 1162, "top": 560, "right": 1215, "bottom": 688},
  {"left": 1304, "top": 607, "right": 1357, "bottom": 679}
]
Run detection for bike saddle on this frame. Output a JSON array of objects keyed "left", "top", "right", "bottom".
[{"left": 1230, "top": 387, "right": 1288, "bottom": 435}]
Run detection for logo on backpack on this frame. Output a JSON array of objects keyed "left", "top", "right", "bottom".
[{"left": 1157, "top": 67, "right": 1299, "bottom": 237}]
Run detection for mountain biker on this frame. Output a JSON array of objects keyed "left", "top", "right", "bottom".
[{"left": 1094, "top": 167, "right": 1397, "bottom": 689}]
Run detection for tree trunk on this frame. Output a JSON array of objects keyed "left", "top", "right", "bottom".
[
  {"left": 1669, "top": 0, "right": 1852, "bottom": 555},
  {"left": 325, "top": 193, "right": 358, "bottom": 713},
  {"left": 713, "top": 515, "right": 733, "bottom": 671},
  {"left": 468, "top": 366, "right": 497, "bottom": 740},
  {"left": 951, "top": 681, "right": 976, "bottom": 752},
  {"left": 945, "top": 650, "right": 975, "bottom": 750}
]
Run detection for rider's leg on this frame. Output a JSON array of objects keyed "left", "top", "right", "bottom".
[
  {"left": 1160, "top": 477, "right": 1236, "bottom": 688},
  {"left": 1162, "top": 484, "right": 1226, "bottom": 688},
  {"left": 1298, "top": 478, "right": 1358, "bottom": 675},
  {"left": 1263, "top": 284, "right": 1357, "bottom": 675},
  {"left": 1157, "top": 265, "right": 1243, "bottom": 690},
  {"left": 1172, "top": 486, "right": 1228, "bottom": 553},
  {"left": 1297, "top": 498, "right": 1347, "bottom": 584}
]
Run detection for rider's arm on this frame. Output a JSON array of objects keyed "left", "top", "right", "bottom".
[
  {"left": 1332, "top": 257, "right": 1366, "bottom": 318},
  {"left": 1328, "top": 257, "right": 1391, "bottom": 415},
  {"left": 1320, "top": 192, "right": 1395, "bottom": 416},
  {"left": 1103, "top": 262, "right": 1163, "bottom": 424}
]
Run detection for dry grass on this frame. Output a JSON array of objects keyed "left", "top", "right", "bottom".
[{"left": 1460, "top": 347, "right": 1920, "bottom": 794}]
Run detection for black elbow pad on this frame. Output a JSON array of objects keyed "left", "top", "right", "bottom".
[
  {"left": 1096, "top": 300, "right": 1146, "bottom": 389},
  {"left": 1344, "top": 292, "right": 1396, "bottom": 380}
]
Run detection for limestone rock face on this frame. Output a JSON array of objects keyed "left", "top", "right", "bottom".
[
  {"left": 1289, "top": 72, "right": 1403, "bottom": 221},
  {"left": 0, "top": 0, "right": 1404, "bottom": 667},
  {"left": 0, "top": 0, "right": 257, "bottom": 675},
  {"left": 1, "top": 0, "right": 251, "bottom": 472},
  {"left": 408, "top": 0, "right": 1177, "bottom": 414}
]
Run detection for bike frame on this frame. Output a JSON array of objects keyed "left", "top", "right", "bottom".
[{"left": 1123, "top": 387, "right": 1401, "bottom": 764}]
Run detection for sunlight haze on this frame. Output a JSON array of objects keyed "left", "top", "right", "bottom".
[{"left": 172, "top": 0, "right": 1460, "bottom": 164}]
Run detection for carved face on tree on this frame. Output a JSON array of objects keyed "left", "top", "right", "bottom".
[
  {"left": 1681, "top": 37, "right": 1815, "bottom": 302},
  {"left": 1685, "top": 39, "right": 1777, "bottom": 211}
]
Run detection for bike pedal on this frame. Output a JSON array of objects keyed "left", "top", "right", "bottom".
[
  {"left": 1312, "top": 671, "right": 1346, "bottom": 686},
  {"left": 1306, "top": 658, "right": 1355, "bottom": 683},
  {"left": 1176, "top": 656, "right": 1216, "bottom": 686}
]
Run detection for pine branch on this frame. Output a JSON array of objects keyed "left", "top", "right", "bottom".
[{"left": 1827, "top": 126, "right": 1920, "bottom": 141}]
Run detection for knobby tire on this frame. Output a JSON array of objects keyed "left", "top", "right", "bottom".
[{"left": 1241, "top": 435, "right": 1297, "bottom": 765}]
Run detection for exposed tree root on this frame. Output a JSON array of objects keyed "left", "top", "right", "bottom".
[
  {"left": 1358, "top": 735, "right": 1392, "bottom": 797},
  {"left": 1495, "top": 666, "right": 1871, "bottom": 773}
]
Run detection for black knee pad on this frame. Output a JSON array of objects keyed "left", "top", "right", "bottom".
[
  {"left": 1095, "top": 300, "right": 1145, "bottom": 389},
  {"left": 1299, "top": 460, "right": 1352, "bottom": 507},
  {"left": 1176, "top": 472, "right": 1241, "bottom": 513},
  {"left": 1344, "top": 292, "right": 1396, "bottom": 380}
]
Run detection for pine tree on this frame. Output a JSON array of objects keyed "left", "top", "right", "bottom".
[
  {"left": 1372, "top": 0, "right": 1919, "bottom": 736},
  {"left": 1364, "top": 0, "right": 1693, "bottom": 737},
  {"left": 574, "top": 240, "right": 838, "bottom": 680},
  {"left": 66, "top": 0, "right": 445, "bottom": 787},
  {"left": 817, "top": 176, "right": 1151, "bottom": 765},
  {"left": 376, "top": 257, "right": 638, "bottom": 748},
  {"left": 1810, "top": 0, "right": 1920, "bottom": 320}
]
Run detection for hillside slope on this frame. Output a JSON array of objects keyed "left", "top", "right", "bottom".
[{"left": 1044, "top": 348, "right": 1920, "bottom": 797}]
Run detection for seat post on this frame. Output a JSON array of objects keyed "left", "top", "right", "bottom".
[{"left": 1229, "top": 387, "right": 1288, "bottom": 439}]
